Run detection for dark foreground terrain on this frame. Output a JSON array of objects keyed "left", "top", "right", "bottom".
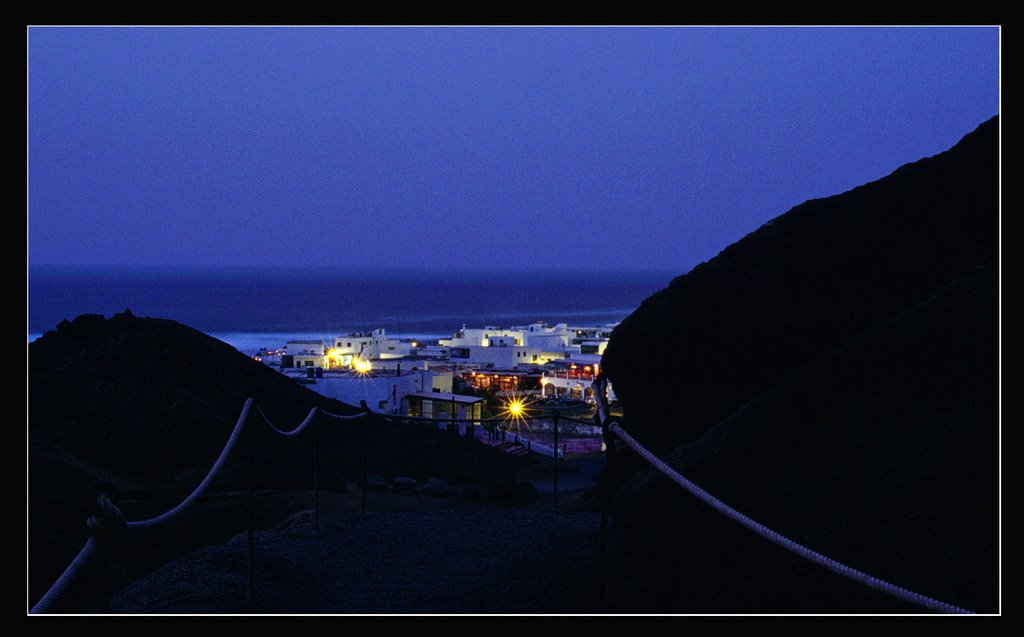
[
  {"left": 112, "top": 490, "right": 601, "bottom": 614},
  {"left": 29, "top": 310, "right": 592, "bottom": 613}
]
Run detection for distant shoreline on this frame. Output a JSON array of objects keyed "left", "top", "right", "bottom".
[{"left": 28, "top": 268, "right": 670, "bottom": 337}]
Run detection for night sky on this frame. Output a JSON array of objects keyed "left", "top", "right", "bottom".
[{"left": 28, "top": 26, "right": 999, "bottom": 271}]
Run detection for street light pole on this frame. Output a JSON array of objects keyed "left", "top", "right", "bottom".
[{"left": 552, "top": 410, "right": 560, "bottom": 510}]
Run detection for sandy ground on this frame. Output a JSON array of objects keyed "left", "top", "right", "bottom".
[{"left": 110, "top": 483, "right": 604, "bottom": 614}]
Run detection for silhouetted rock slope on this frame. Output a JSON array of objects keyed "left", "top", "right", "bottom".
[
  {"left": 599, "top": 116, "right": 998, "bottom": 612},
  {"left": 606, "top": 262, "right": 997, "bottom": 612},
  {"left": 602, "top": 116, "right": 997, "bottom": 454},
  {"left": 29, "top": 310, "right": 361, "bottom": 485},
  {"left": 29, "top": 312, "right": 558, "bottom": 610}
]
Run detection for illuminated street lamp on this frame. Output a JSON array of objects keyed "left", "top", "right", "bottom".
[{"left": 500, "top": 395, "right": 534, "bottom": 435}]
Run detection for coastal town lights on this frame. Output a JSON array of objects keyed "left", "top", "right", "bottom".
[{"left": 354, "top": 359, "right": 372, "bottom": 374}]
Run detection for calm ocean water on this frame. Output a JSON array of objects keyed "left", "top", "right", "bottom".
[{"left": 28, "top": 266, "right": 677, "bottom": 354}]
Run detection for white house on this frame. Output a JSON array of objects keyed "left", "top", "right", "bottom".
[
  {"left": 297, "top": 368, "right": 438, "bottom": 415},
  {"left": 327, "top": 328, "right": 413, "bottom": 368},
  {"left": 440, "top": 321, "right": 615, "bottom": 365},
  {"left": 448, "top": 344, "right": 543, "bottom": 369},
  {"left": 286, "top": 339, "right": 327, "bottom": 368},
  {"left": 440, "top": 326, "right": 524, "bottom": 348}
]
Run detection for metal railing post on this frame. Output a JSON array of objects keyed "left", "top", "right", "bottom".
[
  {"left": 552, "top": 410, "right": 560, "bottom": 510},
  {"left": 593, "top": 375, "right": 614, "bottom": 611},
  {"left": 88, "top": 489, "right": 123, "bottom": 613},
  {"left": 246, "top": 419, "right": 255, "bottom": 611},
  {"left": 360, "top": 401, "right": 368, "bottom": 516},
  {"left": 313, "top": 412, "right": 320, "bottom": 530}
]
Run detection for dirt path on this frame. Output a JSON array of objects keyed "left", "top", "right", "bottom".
[{"left": 110, "top": 489, "right": 603, "bottom": 614}]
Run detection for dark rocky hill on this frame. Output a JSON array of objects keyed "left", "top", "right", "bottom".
[
  {"left": 29, "top": 310, "right": 361, "bottom": 486},
  {"left": 602, "top": 116, "right": 997, "bottom": 455},
  {"left": 599, "top": 116, "right": 999, "bottom": 612},
  {"left": 606, "top": 261, "right": 997, "bottom": 612},
  {"left": 28, "top": 311, "right": 544, "bottom": 610}
]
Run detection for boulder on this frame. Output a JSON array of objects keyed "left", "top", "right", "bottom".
[
  {"left": 391, "top": 476, "right": 418, "bottom": 495},
  {"left": 422, "top": 478, "right": 450, "bottom": 497},
  {"left": 362, "top": 474, "right": 389, "bottom": 492}
]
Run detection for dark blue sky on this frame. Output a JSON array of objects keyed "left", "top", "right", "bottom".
[{"left": 28, "top": 27, "right": 999, "bottom": 271}]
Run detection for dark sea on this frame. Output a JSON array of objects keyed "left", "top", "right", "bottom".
[{"left": 28, "top": 266, "right": 677, "bottom": 354}]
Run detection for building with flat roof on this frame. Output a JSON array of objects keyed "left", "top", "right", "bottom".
[
  {"left": 405, "top": 391, "right": 484, "bottom": 422},
  {"left": 440, "top": 321, "right": 617, "bottom": 367},
  {"left": 285, "top": 339, "right": 327, "bottom": 368},
  {"left": 285, "top": 368, "right": 437, "bottom": 415},
  {"left": 462, "top": 369, "right": 543, "bottom": 394}
]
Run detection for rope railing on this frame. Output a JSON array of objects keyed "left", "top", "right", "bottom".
[
  {"left": 320, "top": 409, "right": 373, "bottom": 421},
  {"left": 127, "top": 398, "right": 255, "bottom": 531},
  {"left": 32, "top": 392, "right": 595, "bottom": 613},
  {"left": 31, "top": 371, "right": 984, "bottom": 615},
  {"left": 255, "top": 405, "right": 319, "bottom": 437},
  {"left": 30, "top": 538, "right": 97, "bottom": 614},
  {"left": 590, "top": 377, "right": 973, "bottom": 614},
  {"left": 31, "top": 397, "right": 322, "bottom": 614}
]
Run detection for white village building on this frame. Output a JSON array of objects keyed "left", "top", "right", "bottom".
[{"left": 439, "top": 321, "right": 617, "bottom": 368}]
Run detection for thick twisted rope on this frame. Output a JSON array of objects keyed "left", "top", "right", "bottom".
[
  {"left": 31, "top": 397, "right": 357, "bottom": 613},
  {"left": 320, "top": 409, "right": 372, "bottom": 420},
  {"left": 126, "top": 398, "right": 255, "bottom": 530},
  {"left": 32, "top": 493, "right": 128, "bottom": 613},
  {"left": 29, "top": 538, "right": 96, "bottom": 614},
  {"left": 608, "top": 421, "right": 973, "bottom": 614},
  {"left": 87, "top": 492, "right": 127, "bottom": 535},
  {"left": 255, "top": 405, "right": 318, "bottom": 437},
  {"left": 32, "top": 400, "right": 256, "bottom": 612}
]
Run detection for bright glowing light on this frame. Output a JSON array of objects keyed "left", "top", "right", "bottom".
[
  {"left": 498, "top": 394, "right": 536, "bottom": 436},
  {"left": 354, "top": 359, "right": 372, "bottom": 374}
]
